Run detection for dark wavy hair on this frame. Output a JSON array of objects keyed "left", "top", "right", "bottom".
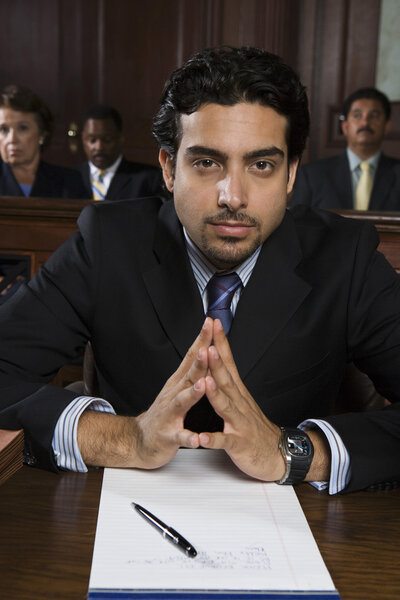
[
  {"left": 0, "top": 84, "right": 54, "bottom": 150},
  {"left": 152, "top": 46, "right": 309, "bottom": 163},
  {"left": 342, "top": 87, "right": 391, "bottom": 121}
]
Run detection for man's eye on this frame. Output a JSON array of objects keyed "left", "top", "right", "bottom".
[
  {"left": 0, "top": 126, "right": 8, "bottom": 134},
  {"left": 194, "top": 159, "right": 217, "bottom": 169},
  {"left": 251, "top": 160, "right": 273, "bottom": 172}
]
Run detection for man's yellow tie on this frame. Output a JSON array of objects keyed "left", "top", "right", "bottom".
[
  {"left": 355, "top": 161, "right": 373, "bottom": 211},
  {"left": 92, "top": 170, "right": 107, "bottom": 201}
]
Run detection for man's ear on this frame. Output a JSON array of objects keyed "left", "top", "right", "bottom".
[
  {"left": 287, "top": 158, "right": 299, "bottom": 195},
  {"left": 159, "top": 149, "right": 174, "bottom": 192}
]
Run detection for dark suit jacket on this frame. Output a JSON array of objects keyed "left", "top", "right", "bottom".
[
  {"left": 0, "top": 200, "right": 399, "bottom": 492},
  {"left": 290, "top": 152, "right": 400, "bottom": 211},
  {"left": 0, "top": 160, "right": 87, "bottom": 199},
  {"left": 76, "top": 157, "right": 164, "bottom": 200}
]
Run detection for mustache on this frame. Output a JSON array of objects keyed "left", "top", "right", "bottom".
[
  {"left": 204, "top": 210, "right": 259, "bottom": 227},
  {"left": 357, "top": 126, "right": 374, "bottom": 134}
]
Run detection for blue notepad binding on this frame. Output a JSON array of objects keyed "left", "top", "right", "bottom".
[{"left": 88, "top": 588, "right": 341, "bottom": 599}]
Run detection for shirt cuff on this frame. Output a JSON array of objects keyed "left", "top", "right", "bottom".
[
  {"left": 299, "top": 418, "right": 351, "bottom": 494},
  {"left": 52, "top": 396, "right": 115, "bottom": 472}
]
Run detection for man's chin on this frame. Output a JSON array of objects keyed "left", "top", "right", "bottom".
[
  {"left": 202, "top": 238, "right": 260, "bottom": 270},
  {"left": 92, "top": 157, "right": 110, "bottom": 169}
]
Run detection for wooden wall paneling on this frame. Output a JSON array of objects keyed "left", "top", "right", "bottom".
[
  {"left": 0, "top": 0, "right": 60, "bottom": 101},
  {"left": 51, "top": 0, "right": 101, "bottom": 167},
  {"left": 96, "top": 0, "right": 191, "bottom": 166},
  {"left": 297, "top": 0, "right": 400, "bottom": 163},
  {"left": 297, "top": 0, "right": 351, "bottom": 161},
  {"left": 1, "top": 0, "right": 303, "bottom": 169}
]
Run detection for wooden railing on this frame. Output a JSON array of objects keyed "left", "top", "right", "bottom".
[
  {"left": 0, "top": 196, "right": 91, "bottom": 276},
  {"left": 334, "top": 209, "right": 400, "bottom": 272}
]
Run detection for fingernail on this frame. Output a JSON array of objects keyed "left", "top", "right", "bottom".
[{"left": 194, "top": 380, "right": 202, "bottom": 391}]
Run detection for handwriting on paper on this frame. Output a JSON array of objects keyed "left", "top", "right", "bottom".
[{"left": 127, "top": 545, "right": 271, "bottom": 570}]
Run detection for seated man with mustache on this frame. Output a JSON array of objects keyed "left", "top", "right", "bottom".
[{"left": 290, "top": 87, "right": 400, "bottom": 211}]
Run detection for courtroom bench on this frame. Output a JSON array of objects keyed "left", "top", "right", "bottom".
[
  {"left": 0, "top": 196, "right": 91, "bottom": 385},
  {"left": 333, "top": 209, "right": 400, "bottom": 273}
]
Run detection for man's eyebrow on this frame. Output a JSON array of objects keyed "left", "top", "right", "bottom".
[
  {"left": 184, "top": 145, "right": 285, "bottom": 161},
  {"left": 243, "top": 147, "right": 285, "bottom": 160},
  {"left": 185, "top": 145, "right": 228, "bottom": 160}
]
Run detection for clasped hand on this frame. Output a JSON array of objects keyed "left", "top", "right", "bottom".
[{"left": 134, "top": 317, "right": 285, "bottom": 481}]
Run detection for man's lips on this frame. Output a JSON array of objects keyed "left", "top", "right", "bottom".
[{"left": 210, "top": 221, "right": 253, "bottom": 237}]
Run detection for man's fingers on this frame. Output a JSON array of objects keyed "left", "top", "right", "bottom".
[
  {"left": 167, "top": 317, "right": 213, "bottom": 387},
  {"left": 176, "top": 429, "right": 201, "bottom": 449},
  {"left": 212, "top": 319, "right": 246, "bottom": 390},
  {"left": 199, "top": 431, "right": 233, "bottom": 450}
]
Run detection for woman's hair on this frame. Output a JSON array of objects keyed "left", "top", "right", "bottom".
[{"left": 0, "top": 84, "right": 54, "bottom": 149}]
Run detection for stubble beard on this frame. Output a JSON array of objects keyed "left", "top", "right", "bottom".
[{"left": 199, "top": 231, "right": 262, "bottom": 270}]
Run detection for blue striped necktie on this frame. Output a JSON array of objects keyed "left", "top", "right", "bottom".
[
  {"left": 206, "top": 272, "right": 241, "bottom": 334},
  {"left": 92, "top": 169, "right": 107, "bottom": 200}
]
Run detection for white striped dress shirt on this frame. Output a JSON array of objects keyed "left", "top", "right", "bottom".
[{"left": 52, "top": 228, "right": 350, "bottom": 493}]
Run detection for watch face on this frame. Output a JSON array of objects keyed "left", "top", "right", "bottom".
[{"left": 287, "top": 433, "right": 311, "bottom": 457}]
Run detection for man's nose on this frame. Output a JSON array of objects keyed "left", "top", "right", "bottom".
[
  {"left": 93, "top": 139, "right": 104, "bottom": 151},
  {"left": 217, "top": 173, "right": 246, "bottom": 211},
  {"left": 360, "top": 113, "right": 371, "bottom": 127}
]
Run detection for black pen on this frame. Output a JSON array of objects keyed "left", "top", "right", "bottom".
[{"left": 132, "top": 502, "right": 197, "bottom": 558}]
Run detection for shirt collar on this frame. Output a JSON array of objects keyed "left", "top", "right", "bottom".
[{"left": 346, "top": 147, "right": 381, "bottom": 172}]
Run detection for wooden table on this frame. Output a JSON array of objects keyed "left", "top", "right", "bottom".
[{"left": 0, "top": 466, "right": 399, "bottom": 600}]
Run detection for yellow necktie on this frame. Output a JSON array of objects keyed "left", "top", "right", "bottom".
[
  {"left": 355, "top": 161, "right": 373, "bottom": 211},
  {"left": 92, "top": 170, "right": 107, "bottom": 201}
]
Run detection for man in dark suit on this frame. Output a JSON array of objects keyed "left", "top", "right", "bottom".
[
  {"left": 0, "top": 48, "right": 399, "bottom": 494},
  {"left": 76, "top": 105, "right": 163, "bottom": 200},
  {"left": 290, "top": 88, "right": 400, "bottom": 211}
]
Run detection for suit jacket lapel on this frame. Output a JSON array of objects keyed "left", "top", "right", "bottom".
[
  {"left": 229, "top": 211, "right": 311, "bottom": 380},
  {"left": 1, "top": 161, "right": 23, "bottom": 195},
  {"left": 370, "top": 155, "right": 394, "bottom": 210},
  {"left": 328, "top": 153, "right": 353, "bottom": 209},
  {"left": 106, "top": 158, "right": 131, "bottom": 200},
  {"left": 142, "top": 201, "right": 205, "bottom": 358},
  {"left": 79, "top": 163, "right": 92, "bottom": 198}
]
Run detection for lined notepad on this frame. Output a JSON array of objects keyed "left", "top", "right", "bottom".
[{"left": 88, "top": 449, "right": 340, "bottom": 599}]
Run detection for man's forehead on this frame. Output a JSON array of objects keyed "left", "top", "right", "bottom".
[
  {"left": 349, "top": 98, "right": 384, "bottom": 114},
  {"left": 83, "top": 118, "right": 120, "bottom": 135},
  {"left": 178, "top": 102, "right": 289, "bottom": 154}
]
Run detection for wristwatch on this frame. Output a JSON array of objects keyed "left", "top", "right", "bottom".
[{"left": 276, "top": 427, "right": 314, "bottom": 485}]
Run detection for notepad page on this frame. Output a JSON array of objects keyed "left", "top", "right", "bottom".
[{"left": 89, "top": 449, "right": 337, "bottom": 593}]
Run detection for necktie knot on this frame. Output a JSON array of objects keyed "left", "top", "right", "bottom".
[
  {"left": 206, "top": 272, "right": 241, "bottom": 334},
  {"left": 359, "top": 161, "right": 370, "bottom": 174}
]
